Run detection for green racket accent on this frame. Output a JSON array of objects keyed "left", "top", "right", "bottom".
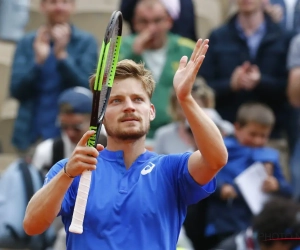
[
  {"left": 69, "top": 10, "right": 123, "bottom": 236},
  {"left": 94, "top": 41, "right": 105, "bottom": 91},
  {"left": 98, "top": 42, "right": 111, "bottom": 91},
  {"left": 108, "top": 36, "right": 122, "bottom": 87},
  {"left": 87, "top": 125, "right": 98, "bottom": 147}
]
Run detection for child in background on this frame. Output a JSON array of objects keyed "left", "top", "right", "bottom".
[
  {"left": 154, "top": 77, "right": 233, "bottom": 154},
  {"left": 204, "top": 102, "right": 292, "bottom": 250},
  {"left": 217, "top": 196, "right": 300, "bottom": 250},
  {"left": 154, "top": 77, "right": 234, "bottom": 250}
]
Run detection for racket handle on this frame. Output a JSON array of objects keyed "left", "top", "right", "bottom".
[{"left": 69, "top": 170, "right": 92, "bottom": 234}]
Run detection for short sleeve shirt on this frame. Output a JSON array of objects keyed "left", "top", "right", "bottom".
[{"left": 45, "top": 149, "right": 216, "bottom": 250}]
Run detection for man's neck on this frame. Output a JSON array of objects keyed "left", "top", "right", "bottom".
[
  {"left": 106, "top": 137, "right": 147, "bottom": 169},
  {"left": 237, "top": 11, "right": 265, "bottom": 36}
]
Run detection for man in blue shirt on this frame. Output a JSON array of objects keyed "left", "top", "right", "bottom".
[
  {"left": 199, "top": 0, "right": 297, "bottom": 154},
  {"left": 23, "top": 39, "right": 228, "bottom": 249},
  {"left": 204, "top": 103, "right": 292, "bottom": 249}
]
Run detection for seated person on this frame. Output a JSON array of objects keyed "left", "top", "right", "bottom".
[
  {"left": 32, "top": 87, "right": 107, "bottom": 177},
  {"left": 154, "top": 77, "right": 233, "bottom": 250},
  {"left": 154, "top": 77, "right": 233, "bottom": 154},
  {"left": 119, "top": 0, "right": 195, "bottom": 139},
  {"left": 204, "top": 102, "right": 292, "bottom": 249},
  {"left": 216, "top": 196, "right": 300, "bottom": 250}
]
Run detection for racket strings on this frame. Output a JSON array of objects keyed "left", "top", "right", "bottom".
[
  {"left": 98, "top": 85, "right": 108, "bottom": 117},
  {"left": 104, "top": 19, "right": 119, "bottom": 85},
  {"left": 98, "top": 19, "right": 120, "bottom": 119}
]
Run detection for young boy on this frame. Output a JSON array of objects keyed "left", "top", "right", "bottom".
[
  {"left": 216, "top": 196, "right": 300, "bottom": 250},
  {"left": 204, "top": 102, "right": 292, "bottom": 249}
]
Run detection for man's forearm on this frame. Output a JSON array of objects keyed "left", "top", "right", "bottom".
[
  {"left": 23, "top": 170, "right": 73, "bottom": 235},
  {"left": 179, "top": 95, "right": 227, "bottom": 169}
]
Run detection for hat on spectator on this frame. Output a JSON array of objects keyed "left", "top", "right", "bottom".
[
  {"left": 58, "top": 87, "right": 93, "bottom": 114},
  {"left": 160, "top": 0, "right": 181, "bottom": 20}
]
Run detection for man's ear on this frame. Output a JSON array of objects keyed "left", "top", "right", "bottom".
[{"left": 150, "top": 103, "right": 156, "bottom": 121}]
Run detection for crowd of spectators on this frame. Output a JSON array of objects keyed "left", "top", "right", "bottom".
[{"left": 1, "top": 0, "right": 300, "bottom": 249}]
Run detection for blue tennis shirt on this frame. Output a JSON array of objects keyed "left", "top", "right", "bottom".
[{"left": 45, "top": 149, "right": 216, "bottom": 250}]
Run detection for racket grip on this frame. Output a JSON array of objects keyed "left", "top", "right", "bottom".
[{"left": 69, "top": 170, "right": 92, "bottom": 234}]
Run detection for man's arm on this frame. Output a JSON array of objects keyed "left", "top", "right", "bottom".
[
  {"left": 179, "top": 97, "right": 228, "bottom": 185},
  {"left": 23, "top": 131, "right": 102, "bottom": 235},
  {"left": 23, "top": 168, "right": 73, "bottom": 235},
  {"left": 174, "top": 39, "right": 228, "bottom": 186}
]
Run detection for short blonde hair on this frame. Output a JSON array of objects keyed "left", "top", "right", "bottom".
[
  {"left": 236, "top": 103, "right": 275, "bottom": 128},
  {"left": 89, "top": 59, "right": 156, "bottom": 99}
]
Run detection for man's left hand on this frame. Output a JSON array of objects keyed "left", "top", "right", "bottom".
[{"left": 173, "top": 39, "right": 209, "bottom": 101}]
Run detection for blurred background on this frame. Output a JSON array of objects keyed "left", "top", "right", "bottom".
[{"left": 1, "top": 0, "right": 300, "bottom": 250}]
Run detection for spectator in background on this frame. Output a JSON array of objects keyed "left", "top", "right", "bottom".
[
  {"left": 199, "top": 0, "right": 297, "bottom": 165},
  {"left": 204, "top": 103, "right": 292, "bottom": 249},
  {"left": 153, "top": 77, "right": 233, "bottom": 250},
  {"left": 31, "top": 87, "right": 107, "bottom": 250},
  {"left": 154, "top": 77, "right": 233, "bottom": 155},
  {"left": 9, "top": 0, "right": 98, "bottom": 153},
  {"left": 0, "top": 0, "right": 29, "bottom": 42},
  {"left": 216, "top": 196, "right": 300, "bottom": 250},
  {"left": 32, "top": 87, "right": 107, "bottom": 177},
  {"left": 287, "top": 33, "right": 300, "bottom": 201},
  {"left": 119, "top": 0, "right": 195, "bottom": 143},
  {"left": 120, "top": 0, "right": 197, "bottom": 41}
]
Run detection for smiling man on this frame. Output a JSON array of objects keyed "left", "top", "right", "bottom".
[{"left": 23, "top": 39, "right": 228, "bottom": 250}]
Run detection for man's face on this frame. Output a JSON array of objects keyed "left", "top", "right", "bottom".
[
  {"left": 235, "top": 122, "right": 272, "bottom": 147},
  {"left": 59, "top": 113, "right": 90, "bottom": 144},
  {"left": 103, "top": 77, "right": 155, "bottom": 141},
  {"left": 237, "top": 0, "right": 263, "bottom": 14},
  {"left": 41, "top": 0, "right": 75, "bottom": 25},
  {"left": 133, "top": 2, "right": 173, "bottom": 50}
]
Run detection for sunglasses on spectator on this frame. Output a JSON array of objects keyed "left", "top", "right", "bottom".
[
  {"left": 137, "top": 17, "right": 167, "bottom": 26},
  {"left": 59, "top": 123, "right": 86, "bottom": 132}
]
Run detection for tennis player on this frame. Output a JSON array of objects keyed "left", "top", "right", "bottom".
[{"left": 23, "top": 39, "right": 228, "bottom": 250}]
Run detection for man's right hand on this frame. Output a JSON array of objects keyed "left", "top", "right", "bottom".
[
  {"left": 133, "top": 28, "right": 155, "bottom": 55},
  {"left": 220, "top": 184, "right": 238, "bottom": 200},
  {"left": 64, "top": 131, "right": 104, "bottom": 177},
  {"left": 34, "top": 26, "right": 50, "bottom": 65},
  {"left": 264, "top": 3, "right": 283, "bottom": 23}
]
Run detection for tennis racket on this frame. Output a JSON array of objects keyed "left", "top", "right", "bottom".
[{"left": 69, "top": 10, "right": 123, "bottom": 234}]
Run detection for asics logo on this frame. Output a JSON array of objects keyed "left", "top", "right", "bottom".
[{"left": 141, "top": 162, "right": 156, "bottom": 175}]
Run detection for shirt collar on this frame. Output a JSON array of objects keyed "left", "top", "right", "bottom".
[
  {"left": 99, "top": 148, "right": 157, "bottom": 162},
  {"left": 235, "top": 19, "right": 266, "bottom": 38}
]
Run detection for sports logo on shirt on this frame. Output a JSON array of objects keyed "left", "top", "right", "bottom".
[{"left": 141, "top": 162, "right": 156, "bottom": 175}]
